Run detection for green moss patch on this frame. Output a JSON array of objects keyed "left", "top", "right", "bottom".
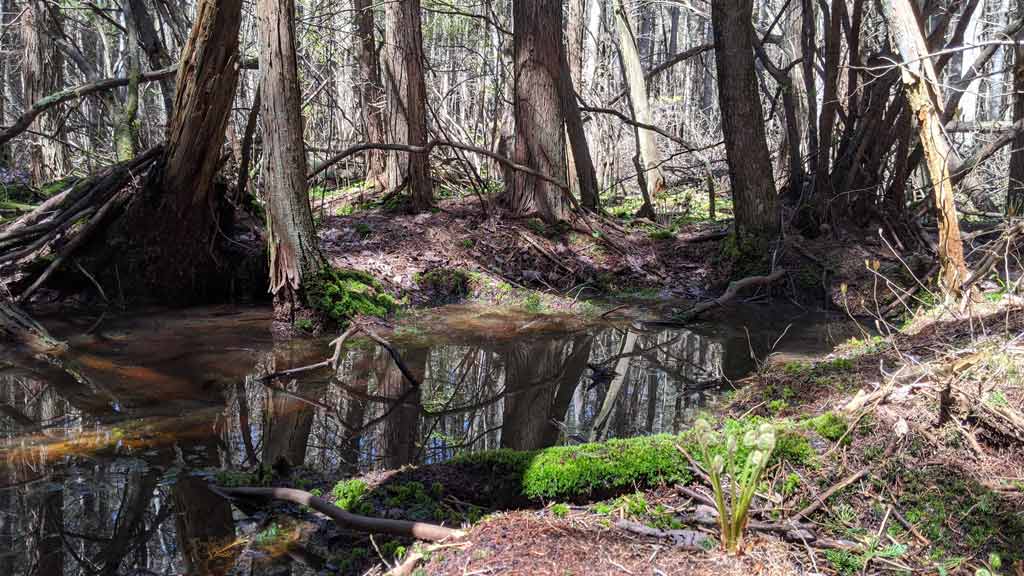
[
  {"left": 306, "top": 267, "right": 397, "bottom": 323},
  {"left": 416, "top": 267, "right": 471, "bottom": 302},
  {"left": 805, "top": 412, "right": 848, "bottom": 443},
  {"left": 451, "top": 435, "right": 692, "bottom": 503}
]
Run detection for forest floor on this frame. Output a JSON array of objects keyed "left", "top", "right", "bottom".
[
  {"left": 311, "top": 188, "right": 950, "bottom": 322},
  {"left": 218, "top": 295, "right": 1024, "bottom": 576}
]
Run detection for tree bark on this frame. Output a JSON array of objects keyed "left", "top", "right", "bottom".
[
  {"left": 560, "top": 47, "right": 600, "bottom": 211},
  {"left": 115, "top": 0, "right": 142, "bottom": 160},
  {"left": 22, "top": 0, "right": 69, "bottom": 185},
  {"left": 882, "top": 0, "right": 969, "bottom": 295},
  {"left": 354, "top": 0, "right": 387, "bottom": 191},
  {"left": 257, "top": 0, "right": 328, "bottom": 324},
  {"left": 128, "top": 0, "right": 176, "bottom": 120},
  {"left": 1009, "top": 43, "right": 1024, "bottom": 217},
  {"left": 814, "top": 0, "right": 845, "bottom": 222},
  {"left": 510, "top": 0, "right": 570, "bottom": 224},
  {"left": 613, "top": 0, "right": 666, "bottom": 201},
  {"left": 712, "top": 0, "right": 779, "bottom": 239},
  {"left": 384, "top": 0, "right": 433, "bottom": 211}
]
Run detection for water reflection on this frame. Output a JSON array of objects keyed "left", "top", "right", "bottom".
[{"left": 0, "top": 304, "right": 859, "bottom": 575}]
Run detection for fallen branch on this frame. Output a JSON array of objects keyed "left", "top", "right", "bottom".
[
  {"left": 614, "top": 519, "right": 708, "bottom": 551},
  {"left": 0, "top": 68, "right": 176, "bottom": 147},
  {"left": 789, "top": 441, "right": 897, "bottom": 522},
  {"left": 676, "top": 269, "right": 787, "bottom": 321},
  {"left": 217, "top": 486, "right": 465, "bottom": 542}
]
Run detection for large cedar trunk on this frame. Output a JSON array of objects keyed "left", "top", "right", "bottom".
[
  {"left": 22, "top": 0, "right": 69, "bottom": 185},
  {"left": 383, "top": 0, "right": 433, "bottom": 211},
  {"left": 355, "top": 0, "right": 387, "bottom": 191},
  {"left": 104, "top": 0, "right": 244, "bottom": 302},
  {"left": 711, "top": 0, "right": 780, "bottom": 239},
  {"left": 257, "top": 0, "right": 325, "bottom": 323},
  {"left": 510, "top": 0, "right": 570, "bottom": 225}
]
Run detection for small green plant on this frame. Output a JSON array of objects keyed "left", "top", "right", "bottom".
[
  {"left": 294, "top": 318, "right": 314, "bottom": 332},
  {"left": 254, "top": 523, "right": 282, "bottom": 547},
  {"left": 691, "top": 417, "right": 777, "bottom": 554},
  {"left": 976, "top": 552, "right": 1003, "bottom": 576},
  {"left": 332, "top": 478, "right": 372, "bottom": 514},
  {"left": 768, "top": 399, "right": 788, "bottom": 414},
  {"left": 806, "top": 412, "right": 848, "bottom": 442},
  {"left": 460, "top": 238, "right": 475, "bottom": 249},
  {"left": 825, "top": 549, "right": 864, "bottom": 576},
  {"left": 523, "top": 292, "right": 544, "bottom": 313},
  {"left": 550, "top": 503, "right": 569, "bottom": 518},
  {"left": 781, "top": 472, "right": 800, "bottom": 496},
  {"left": 353, "top": 222, "right": 372, "bottom": 237}
]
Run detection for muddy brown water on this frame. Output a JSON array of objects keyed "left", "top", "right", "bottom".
[{"left": 0, "top": 303, "right": 864, "bottom": 575}]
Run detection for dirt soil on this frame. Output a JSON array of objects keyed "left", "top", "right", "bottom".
[{"left": 316, "top": 196, "right": 726, "bottom": 308}]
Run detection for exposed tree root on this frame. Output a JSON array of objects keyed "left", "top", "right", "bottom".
[
  {"left": 0, "top": 146, "right": 163, "bottom": 297},
  {"left": 675, "top": 269, "right": 787, "bottom": 321}
]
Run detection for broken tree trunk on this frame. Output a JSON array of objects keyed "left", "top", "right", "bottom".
[{"left": 882, "top": 0, "right": 969, "bottom": 296}]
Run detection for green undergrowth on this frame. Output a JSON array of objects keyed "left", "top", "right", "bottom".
[
  {"left": 880, "top": 466, "right": 1024, "bottom": 565},
  {"left": 415, "top": 267, "right": 471, "bottom": 302},
  {"left": 306, "top": 267, "right": 397, "bottom": 323},
  {"left": 447, "top": 417, "right": 821, "bottom": 504}
]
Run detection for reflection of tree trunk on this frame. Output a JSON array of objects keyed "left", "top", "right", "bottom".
[
  {"left": 98, "top": 470, "right": 158, "bottom": 575},
  {"left": 591, "top": 330, "right": 638, "bottom": 441},
  {"left": 502, "top": 334, "right": 592, "bottom": 450},
  {"left": 645, "top": 370, "right": 658, "bottom": 433},
  {"left": 173, "top": 477, "right": 235, "bottom": 575},
  {"left": 339, "top": 354, "right": 373, "bottom": 474},
  {"left": 235, "top": 381, "right": 259, "bottom": 466},
  {"left": 35, "top": 484, "right": 63, "bottom": 576},
  {"left": 378, "top": 347, "right": 427, "bottom": 468},
  {"left": 263, "top": 384, "right": 316, "bottom": 469}
]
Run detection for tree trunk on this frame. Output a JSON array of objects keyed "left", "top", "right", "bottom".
[
  {"left": 354, "top": 0, "right": 387, "bottom": 191},
  {"left": 22, "top": 0, "right": 69, "bottom": 185},
  {"left": 613, "top": 0, "right": 666, "bottom": 201},
  {"left": 510, "top": 0, "right": 570, "bottom": 224},
  {"left": 814, "top": 0, "right": 844, "bottom": 223},
  {"left": 115, "top": 0, "right": 142, "bottom": 160},
  {"left": 883, "top": 0, "right": 969, "bottom": 296},
  {"left": 560, "top": 46, "right": 600, "bottom": 211},
  {"left": 106, "top": 0, "right": 245, "bottom": 302},
  {"left": 712, "top": 0, "right": 779, "bottom": 240},
  {"left": 1009, "top": 43, "right": 1024, "bottom": 217},
  {"left": 128, "top": 0, "right": 175, "bottom": 121},
  {"left": 384, "top": 0, "right": 433, "bottom": 211},
  {"left": 257, "top": 0, "right": 327, "bottom": 324}
]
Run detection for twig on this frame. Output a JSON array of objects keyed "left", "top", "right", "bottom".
[
  {"left": 676, "top": 270, "right": 787, "bottom": 321},
  {"left": 789, "top": 441, "right": 897, "bottom": 522}
]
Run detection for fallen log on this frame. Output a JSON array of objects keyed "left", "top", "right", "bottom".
[{"left": 217, "top": 486, "right": 465, "bottom": 542}]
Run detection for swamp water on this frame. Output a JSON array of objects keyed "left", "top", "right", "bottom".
[{"left": 0, "top": 304, "right": 864, "bottom": 575}]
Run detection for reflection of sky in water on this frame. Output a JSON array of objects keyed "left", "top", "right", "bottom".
[{"left": 0, "top": 305, "right": 860, "bottom": 575}]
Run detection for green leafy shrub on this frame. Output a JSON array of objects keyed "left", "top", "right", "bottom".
[
  {"left": 691, "top": 417, "right": 777, "bottom": 554},
  {"left": 550, "top": 503, "right": 569, "bottom": 518},
  {"left": 332, "top": 478, "right": 372, "bottom": 514}
]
